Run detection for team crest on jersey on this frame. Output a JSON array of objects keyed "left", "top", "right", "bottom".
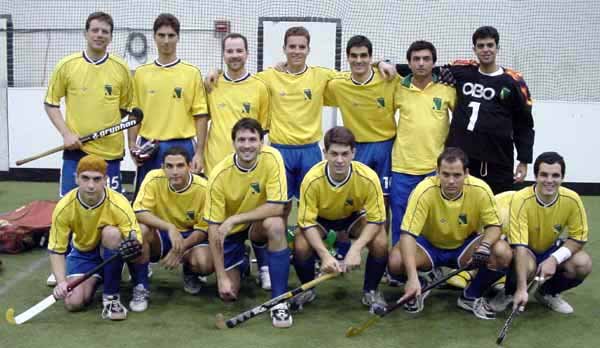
[
  {"left": 440, "top": 218, "right": 448, "bottom": 224},
  {"left": 345, "top": 198, "right": 354, "bottom": 206},
  {"left": 458, "top": 213, "right": 468, "bottom": 225},
  {"left": 242, "top": 102, "right": 251, "bottom": 113},
  {"left": 173, "top": 87, "right": 183, "bottom": 99},
  {"left": 553, "top": 224, "right": 563, "bottom": 234},
  {"left": 376, "top": 97, "right": 385, "bottom": 108},
  {"left": 500, "top": 87, "right": 511, "bottom": 100},
  {"left": 432, "top": 97, "right": 442, "bottom": 110},
  {"left": 250, "top": 182, "right": 260, "bottom": 194},
  {"left": 186, "top": 211, "right": 195, "bottom": 220},
  {"left": 104, "top": 84, "right": 113, "bottom": 96},
  {"left": 303, "top": 89, "right": 312, "bottom": 100}
]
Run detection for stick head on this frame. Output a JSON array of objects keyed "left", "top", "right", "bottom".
[
  {"left": 345, "top": 326, "right": 362, "bottom": 337},
  {"left": 6, "top": 308, "right": 16, "bottom": 325},
  {"left": 215, "top": 313, "right": 227, "bottom": 329}
]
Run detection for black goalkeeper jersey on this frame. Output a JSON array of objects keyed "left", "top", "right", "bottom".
[{"left": 444, "top": 62, "right": 534, "bottom": 166}]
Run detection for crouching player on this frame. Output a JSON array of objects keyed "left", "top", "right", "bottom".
[
  {"left": 129, "top": 146, "right": 210, "bottom": 312},
  {"left": 292, "top": 127, "right": 388, "bottom": 313},
  {"left": 205, "top": 118, "right": 291, "bottom": 328},
  {"left": 48, "top": 155, "right": 142, "bottom": 320},
  {"left": 491, "top": 152, "right": 592, "bottom": 314},
  {"left": 388, "top": 147, "right": 512, "bottom": 319}
]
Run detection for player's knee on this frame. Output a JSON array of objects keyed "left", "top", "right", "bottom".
[
  {"left": 293, "top": 230, "right": 313, "bottom": 260},
  {"left": 387, "top": 247, "right": 404, "bottom": 275},
  {"left": 263, "top": 217, "right": 285, "bottom": 240},
  {"left": 566, "top": 251, "right": 592, "bottom": 279},
  {"left": 101, "top": 225, "right": 122, "bottom": 249},
  {"left": 491, "top": 240, "right": 512, "bottom": 268},
  {"left": 368, "top": 228, "right": 388, "bottom": 256},
  {"left": 139, "top": 224, "right": 153, "bottom": 244},
  {"left": 188, "top": 250, "right": 213, "bottom": 274},
  {"left": 64, "top": 296, "right": 86, "bottom": 312}
]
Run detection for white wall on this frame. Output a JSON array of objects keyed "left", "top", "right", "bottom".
[{"left": 6, "top": 88, "right": 600, "bottom": 183}]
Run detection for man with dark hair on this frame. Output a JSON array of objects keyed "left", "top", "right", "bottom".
[
  {"left": 130, "top": 146, "right": 210, "bottom": 312},
  {"left": 388, "top": 147, "right": 512, "bottom": 319},
  {"left": 205, "top": 118, "right": 292, "bottom": 328},
  {"left": 292, "top": 126, "right": 388, "bottom": 313},
  {"left": 489, "top": 152, "right": 592, "bottom": 314},
  {"left": 129, "top": 13, "right": 208, "bottom": 198}
]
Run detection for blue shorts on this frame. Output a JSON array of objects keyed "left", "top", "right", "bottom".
[
  {"left": 61, "top": 150, "right": 122, "bottom": 197},
  {"left": 355, "top": 139, "right": 394, "bottom": 195},
  {"left": 414, "top": 234, "right": 481, "bottom": 269},
  {"left": 223, "top": 230, "right": 250, "bottom": 271},
  {"left": 390, "top": 171, "right": 436, "bottom": 245},
  {"left": 151, "top": 230, "right": 208, "bottom": 263},
  {"left": 315, "top": 211, "right": 366, "bottom": 233},
  {"left": 65, "top": 246, "right": 103, "bottom": 280},
  {"left": 530, "top": 241, "right": 563, "bottom": 265},
  {"left": 134, "top": 137, "right": 196, "bottom": 198},
  {"left": 271, "top": 142, "right": 321, "bottom": 200}
]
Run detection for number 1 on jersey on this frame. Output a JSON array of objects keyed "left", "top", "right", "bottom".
[{"left": 467, "top": 101, "right": 480, "bottom": 131}]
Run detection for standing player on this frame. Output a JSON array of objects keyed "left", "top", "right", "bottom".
[
  {"left": 129, "top": 146, "right": 209, "bottom": 312},
  {"left": 292, "top": 127, "right": 388, "bottom": 312},
  {"left": 205, "top": 118, "right": 291, "bottom": 328},
  {"left": 48, "top": 155, "right": 142, "bottom": 320},
  {"left": 203, "top": 33, "right": 271, "bottom": 290},
  {"left": 45, "top": 11, "right": 132, "bottom": 197},
  {"left": 380, "top": 26, "right": 534, "bottom": 194},
  {"left": 388, "top": 147, "right": 512, "bottom": 319},
  {"left": 129, "top": 13, "right": 208, "bottom": 197},
  {"left": 491, "top": 152, "right": 592, "bottom": 314}
]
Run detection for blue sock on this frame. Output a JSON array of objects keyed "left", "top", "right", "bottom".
[
  {"left": 252, "top": 241, "right": 269, "bottom": 268},
  {"left": 268, "top": 248, "right": 290, "bottom": 298},
  {"left": 464, "top": 267, "right": 505, "bottom": 299},
  {"left": 293, "top": 254, "right": 316, "bottom": 284},
  {"left": 541, "top": 274, "right": 584, "bottom": 295},
  {"left": 335, "top": 240, "right": 351, "bottom": 260},
  {"left": 363, "top": 254, "right": 387, "bottom": 292},
  {"left": 130, "top": 261, "right": 150, "bottom": 289},
  {"left": 102, "top": 247, "right": 123, "bottom": 295}
]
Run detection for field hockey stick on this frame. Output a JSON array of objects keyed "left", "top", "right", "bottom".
[
  {"left": 215, "top": 272, "right": 338, "bottom": 329},
  {"left": 16, "top": 108, "right": 144, "bottom": 166},
  {"left": 496, "top": 276, "right": 542, "bottom": 345},
  {"left": 346, "top": 264, "right": 471, "bottom": 337}
]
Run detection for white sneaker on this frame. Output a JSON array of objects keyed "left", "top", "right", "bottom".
[
  {"left": 457, "top": 295, "right": 496, "bottom": 320},
  {"left": 488, "top": 291, "right": 513, "bottom": 312},
  {"left": 270, "top": 302, "right": 292, "bottom": 328},
  {"left": 102, "top": 295, "right": 128, "bottom": 320},
  {"left": 183, "top": 274, "right": 202, "bottom": 295},
  {"left": 129, "top": 284, "right": 149, "bottom": 312},
  {"left": 361, "top": 290, "right": 387, "bottom": 314},
  {"left": 46, "top": 273, "right": 57, "bottom": 287},
  {"left": 289, "top": 288, "right": 317, "bottom": 311},
  {"left": 534, "top": 291, "right": 574, "bottom": 314},
  {"left": 257, "top": 266, "right": 272, "bottom": 291}
]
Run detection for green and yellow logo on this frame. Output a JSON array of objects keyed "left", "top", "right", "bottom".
[
  {"left": 173, "top": 87, "right": 183, "bottom": 99},
  {"left": 104, "top": 84, "right": 113, "bottom": 96},
  {"left": 458, "top": 213, "right": 468, "bottom": 225},
  {"left": 432, "top": 97, "right": 442, "bottom": 110},
  {"left": 345, "top": 198, "right": 354, "bottom": 206},
  {"left": 500, "top": 87, "right": 511, "bottom": 100},
  {"left": 186, "top": 211, "right": 195, "bottom": 220},
  {"left": 376, "top": 97, "right": 385, "bottom": 108},
  {"left": 303, "top": 89, "right": 312, "bottom": 100},
  {"left": 250, "top": 182, "right": 260, "bottom": 194},
  {"left": 553, "top": 224, "right": 563, "bottom": 234},
  {"left": 242, "top": 102, "right": 251, "bottom": 113}
]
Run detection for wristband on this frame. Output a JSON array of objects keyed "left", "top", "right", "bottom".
[{"left": 550, "top": 246, "right": 572, "bottom": 264}]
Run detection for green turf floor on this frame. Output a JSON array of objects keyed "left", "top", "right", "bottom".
[{"left": 1, "top": 182, "right": 599, "bottom": 348}]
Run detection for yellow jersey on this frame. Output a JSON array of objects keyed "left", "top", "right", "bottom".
[
  {"left": 324, "top": 68, "right": 398, "bottom": 142},
  {"left": 494, "top": 191, "right": 515, "bottom": 235},
  {"left": 508, "top": 185, "right": 588, "bottom": 253},
  {"left": 401, "top": 175, "right": 500, "bottom": 249},
  {"left": 45, "top": 51, "right": 133, "bottom": 160},
  {"left": 393, "top": 74, "right": 456, "bottom": 175},
  {"left": 203, "top": 145, "right": 287, "bottom": 234},
  {"left": 204, "top": 73, "right": 270, "bottom": 175},
  {"left": 133, "top": 59, "right": 208, "bottom": 140},
  {"left": 297, "top": 160, "right": 385, "bottom": 228},
  {"left": 48, "top": 188, "right": 141, "bottom": 253},
  {"left": 133, "top": 169, "right": 208, "bottom": 232}
]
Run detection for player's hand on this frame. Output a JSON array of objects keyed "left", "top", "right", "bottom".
[
  {"left": 321, "top": 254, "right": 343, "bottom": 274},
  {"left": 191, "top": 153, "right": 204, "bottom": 174},
  {"left": 343, "top": 247, "right": 361, "bottom": 272},
  {"left": 128, "top": 143, "right": 143, "bottom": 166},
  {"left": 160, "top": 250, "right": 182, "bottom": 270},
  {"left": 469, "top": 241, "right": 491, "bottom": 269},
  {"left": 378, "top": 61, "right": 397, "bottom": 80},
  {"left": 204, "top": 69, "right": 222, "bottom": 93},
  {"left": 514, "top": 162, "right": 528, "bottom": 183},
  {"left": 537, "top": 257, "right": 558, "bottom": 281},
  {"left": 63, "top": 131, "right": 82, "bottom": 150},
  {"left": 399, "top": 276, "right": 421, "bottom": 304},
  {"left": 217, "top": 274, "right": 237, "bottom": 301},
  {"left": 167, "top": 226, "right": 184, "bottom": 256},
  {"left": 274, "top": 61, "right": 287, "bottom": 72},
  {"left": 512, "top": 288, "right": 529, "bottom": 311},
  {"left": 217, "top": 218, "right": 235, "bottom": 239},
  {"left": 53, "top": 281, "right": 70, "bottom": 300}
]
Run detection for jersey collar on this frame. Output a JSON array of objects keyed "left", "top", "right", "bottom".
[
  {"left": 169, "top": 172, "right": 193, "bottom": 193},
  {"left": 154, "top": 58, "right": 181, "bottom": 68},
  {"left": 533, "top": 184, "right": 559, "bottom": 207},
  {"left": 224, "top": 71, "right": 251, "bottom": 83},
  {"left": 234, "top": 153, "right": 259, "bottom": 173},
  {"left": 286, "top": 65, "right": 308, "bottom": 75},
  {"left": 440, "top": 187, "right": 463, "bottom": 201},
  {"left": 82, "top": 50, "right": 109, "bottom": 65},
  {"left": 351, "top": 68, "right": 374, "bottom": 85},
  {"left": 76, "top": 188, "right": 106, "bottom": 210},
  {"left": 478, "top": 67, "right": 504, "bottom": 76},
  {"left": 401, "top": 73, "right": 439, "bottom": 89},
  {"left": 325, "top": 163, "right": 352, "bottom": 188}
]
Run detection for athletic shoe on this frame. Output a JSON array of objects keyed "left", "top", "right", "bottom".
[
  {"left": 403, "top": 289, "right": 430, "bottom": 314},
  {"left": 457, "top": 295, "right": 496, "bottom": 320},
  {"left": 534, "top": 290, "right": 574, "bottom": 314},
  {"left": 257, "top": 266, "right": 272, "bottom": 291},
  {"left": 129, "top": 284, "right": 149, "bottom": 312},
  {"left": 488, "top": 290, "right": 513, "bottom": 312},
  {"left": 385, "top": 271, "right": 404, "bottom": 287},
  {"left": 46, "top": 273, "right": 57, "bottom": 287},
  {"left": 198, "top": 275, "right": 208, "bottom": 284},
  {"left": 102, "top": 295, "right": 128, "bottom": 320},
  {"left": 361, "top": 290, "right": 387, "bottom": 314},
  {"left": 289, "top": 288, "right": 317, "bottom": 311},
  {"left": 270, "top": 302, "right": 293, "bottom": 328},
  {"left": 183, "top": 273, "right": 202, "bottom": 295}
]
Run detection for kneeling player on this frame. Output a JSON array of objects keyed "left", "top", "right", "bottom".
[
  {"left": 388, "top": 147, "right": 512, "bottom": 319},
  {"left": 48, "top": 155, "right": 142, "bottom": 320},
  {"left": 130, "top": 146, "right": 210, "bottom": 312},
  {"left": 292, "top": 127, "right": 388, "bottom": 312},
  {"left": 492, "top": 152, "right": 592, "bottom": 314},
  {"left": 205, "top": 118, "right": 291, "bottom": 328}
]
